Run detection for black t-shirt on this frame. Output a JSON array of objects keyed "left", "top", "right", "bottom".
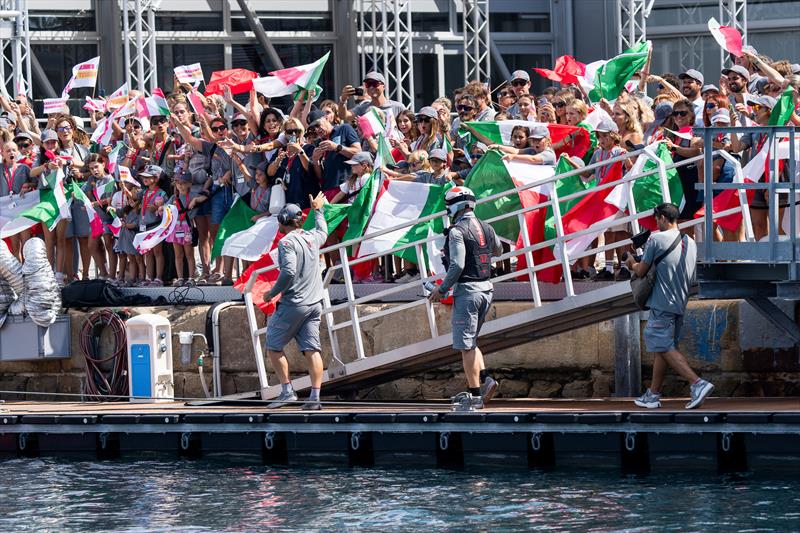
[{"left": 321, "top": 123, "right": 360, "bottom": 191}]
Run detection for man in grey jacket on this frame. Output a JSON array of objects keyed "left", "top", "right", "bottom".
[
  {"left": 264, "top": 192, "right": 329, "bottom": 410},
  {"left": 429, "top": 186, "right": 502, "bottom": 409}
]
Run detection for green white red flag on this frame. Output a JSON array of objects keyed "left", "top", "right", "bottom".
[
  {"left": 253, "top": 52, "right": 331, "bottom": 98},
  {"left": 580, "top": 41, "right": 650, "bottom": 102}
]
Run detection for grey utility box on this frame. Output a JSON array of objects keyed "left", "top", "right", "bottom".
[{"left": 0, "top": 314, "right": 71, "bottom": 361}]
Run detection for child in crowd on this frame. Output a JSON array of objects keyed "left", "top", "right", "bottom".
[
  {"left": 138, "top": 166, "right": 168, "bottom": 286},
  {"left": 116, "top": 190, "right": 144, "bottom": 286},
  {"left": 331, "top": 151, "right": 374, "bottom": 204},
  {"left": 167, "top": 173, "right": 204, "bottom": 286},
  {"left": 85, "top": 153, "right": 117, "bottom": 280}
]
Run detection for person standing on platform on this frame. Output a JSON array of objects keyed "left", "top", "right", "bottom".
[
  {"left": 429, "top": 186, "right": 502, "bottom": 410},
  {"left": 626, "top": 202, "right": 714, "bottom": 410},
  {"left": 264, "top": 192, "right": 329, "bottom": 411}
]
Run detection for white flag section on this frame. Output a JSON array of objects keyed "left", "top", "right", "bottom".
[
  {"left": 61, "top": 56, "right": 100, "bottom": 97},
  {"left": 0, "top": 192, "right": 40, "bottom": 230},
  {"left": 43, "top": 98, "right": 68, "bottom": 115},
  {"left": 174, "top": 63, "right": 204, "bottom": 84},
  {"left": 252, "top": 76, "right": 297, "bottom": 98},
  {"left": 584, "top": 106, "right": 614, "bottom": 130},
  {"left": 358, "top": 181, "right": 436, "bottom": 258},
  {"left": 220, "top": 216, "right": 280, "bottom": 261},
  {"left": 133, "top": 205, "right": 178, "bottom": 254}
]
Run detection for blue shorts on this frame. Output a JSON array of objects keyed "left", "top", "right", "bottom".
[
  {"left": 644, "top": 308, "right": 683, "bottom": 353},
  {"left": 451, "top": 290, "right": 492, "bottom": 351},
  {"left": 210, "top": 185, "right": 234, "bottom": 224},
  {"left": 265, "top": 302, "right": 323, "bottom": 353}
]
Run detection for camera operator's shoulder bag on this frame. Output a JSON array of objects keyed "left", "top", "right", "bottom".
[{"left": 630, "top": 233, "right": 683, "bottom": 310}]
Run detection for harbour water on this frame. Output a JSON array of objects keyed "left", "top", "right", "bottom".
[{"left": 1, "top": 457, "right": 798, "bottom": 531}]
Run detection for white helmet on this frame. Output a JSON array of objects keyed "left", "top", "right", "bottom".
[{"left": 444, "top": 186, "right": 476, "bottom": 217}]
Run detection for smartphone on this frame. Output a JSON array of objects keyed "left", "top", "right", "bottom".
[
  {"left": 354, "top": 87, "right": 365, "bottom": 97},
  {"left": 538, "top": 97, "right": 548, "bottom": 106},
  {"left": 288, "top": 134, "right": 298, "bottom": 144}
]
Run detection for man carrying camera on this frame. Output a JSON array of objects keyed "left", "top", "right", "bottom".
[
  {"left": 338, "top": 71, "right": 406, "bottom": 123},
  {"left": 625, "top": 203, "right": 714, "bottom": 410}
]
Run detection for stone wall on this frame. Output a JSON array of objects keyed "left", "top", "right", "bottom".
[{"left": 0, "top": 299, "right": 797, "bottom": 401}]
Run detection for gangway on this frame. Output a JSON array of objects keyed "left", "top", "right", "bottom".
[{"left": 239, "top": 126, "right": 797, "bottom": 400}]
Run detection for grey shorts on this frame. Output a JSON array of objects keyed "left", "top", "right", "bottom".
[
  {"left": 265, "top": 301, "right": 323, "bottom": 353},
  {"left": 452, "top": 290, "right": 492, "bottom": 351},
  {"left": 644, "top": 308, "right": 683, "bottom": 353}
]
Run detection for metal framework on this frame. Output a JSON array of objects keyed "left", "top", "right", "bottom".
[
  {"left": 616, "top": 0, "right": 652, "bottom": 53},
  {"left": 358, "top": 0, "right": 415, "bottom": 108},
  {"left": 0, "top": 0, "right": 31, "bottom": 97},
  {"left": 122, "top": 0, "right": 159, "bottom": 93},
  {"left": 236, "top": 127, "right": 800, "bottom": 400},
  {"left": 719, "top": 0, "right": 747, "bottom": 67},
  {"left": 462, "top": 0, "right": 490, "bottom": 83},
  {"left": 679, "top": 2, "right": 703, "bottom": 72}
]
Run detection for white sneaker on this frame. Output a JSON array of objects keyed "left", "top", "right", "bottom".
[
  {"left": 396, "top": 271, "right": 420, "bottom": 283},
  {"left": 634, "top": 388, "right": 662, "bottom": 409},
  {"left": 685, "top": 379, "right": 714, "bottom": 409},
  {"left": 267, "top": 390, "right": 298, "bottom": 409}
]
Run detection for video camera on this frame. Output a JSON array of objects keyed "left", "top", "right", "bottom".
[{"left": 621, "top": 229, "right": 651, "bottom": 263}]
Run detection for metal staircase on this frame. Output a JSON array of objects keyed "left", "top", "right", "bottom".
[{"left": 239, "top": 126, "right": 798, "bottom": 400}]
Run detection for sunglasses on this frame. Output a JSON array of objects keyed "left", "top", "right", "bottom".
[
  {"left": 232, "top": 120, "right": 247, "bottom": 127},
  {"left": 14, "top": 100, "right": 21, "bottom": 105},
  {"left": 415, "top": 117, "right": 431, "bottom": 124},
  {"left": 57, "top": 126, "right": 72, "bottom": 132},
  {"left": 672, "top": 110, "right": 689, "bottom": 117},
  {"left": 456, "top": 105, "right": 473, "bottom": 112},
  {"left": 211, "top": 125, "right": 228, "bottom": 132},
  {"left": 151, "top": 117, "right": 168, "bottom": 125},
  {"left": 285, "top": 129, "right": 302, "bottom": 135},
  {"left": 498, "top": 92, "right": 512, "bottom": 98},
  {"left": 705, "top": 102, "right": 718, "bottom": 109},
  {"left": 511, "top": 80, "right": 528, "bottom": 87},
  {"left": 553, "top": 101, "right": 566, "bottom": 109},
  {"left": 751, "top": 104, "right": 763, "bottom": 112},
  {"left": 306, "top": 127, "right": 319, "bottom": 135},
  {"left": 657, "top": 84, "right": 665, "bottom": 91},
  {"left": 364, "top": 80, "right": 381, "bottom": 88},
  {"left": 17, "top": 142, "right": 30, "bottom": 149}
]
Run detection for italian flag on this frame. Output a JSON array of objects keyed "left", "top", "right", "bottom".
[
  {"left": 252, "top": 52, "right": 331, "bottom": 98},
  {"left": 137, "top": 88, "right": 171, "bottom": 117},
  {"left": 133, "top": 205, "right": 179, "bottom": 254},
  {"left": 211, "top": 196, "right": 258, "bottom": 261},
  {"left": 516, "top": 155, "right": 595, "bottom": 283},
  {"left": 464, "top": 149, "right": 556, "bottom": 242},
  {"left": 708, "top": 17, "right": 743, "bottom": 57},
  {"left": 219, "top": 216, "right": 280, "bottom": 262},
  {"left": 343, "top": 134, "right": 393, "bottom": 244},
  {"left": 357, "top": 180, "right": 450, "bottom": 275},
  {"left": 461, "top": 120, "right": 594, "bottom": 160},
  {"left": 357, "top": 107, "right": 385, "bottom": 138},
  {"left": 0, "top": 170, "right": 70, "bottom": 238},
  {"left": 770, "top": 87, "right": 796, "bottom": 126},
  {"left": 106, "top": 142, "right": 124, "bottom": 175},
  {"left": 69, "top": 182, "right": 106, "bottom": 239},
  {"left": 580, "top": 41, "right": 651, "bottom": 102}
]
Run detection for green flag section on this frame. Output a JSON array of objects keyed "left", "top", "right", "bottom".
[
  {"left": 464, "top": 150, "right": 556, "bottom": 241},
  {"left": 357, "top": 180, "right": 449, "bottom": 274},
  {"left": 543, "top": 155, "right": 594, "bottom": 242},
  {"left": 770, "top": 87, "right": 796, "bottom": 126},
  {"left": 0, "top": 169, "right": 68, "bottom": 238},
  {"left": 211, "top": 196, "right": 258, "bottom": 261},
  {"left": 342, "top": 134, "right": 392, "bottom": 243},
  {"left": 582, "top": 41, "right": 650, "bottom": 102},
  {"left": 302, "top": 202, "right": 350, "bottom": 233},
  {"left": 632, "top": 142, "right": 685, "bottom": 230}
]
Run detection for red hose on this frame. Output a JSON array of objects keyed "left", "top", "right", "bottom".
[{"left": 80, "top": 309, "right": 129, "bottom": 401}]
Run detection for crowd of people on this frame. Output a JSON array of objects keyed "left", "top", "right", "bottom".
[{"left": 0, "top": 45, "right": 798, "bottom": 288}]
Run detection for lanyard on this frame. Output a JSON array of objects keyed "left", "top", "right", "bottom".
[
  {"left": 179, "top": 192, "right": 190, "bottom": 221},
  {"left": 597, "top": 149, "right": 616, "bottom": 182},
  {"left": 252, "top": 186, "right": 268, "bottom": 210},
  {"left": 2, "top": 165, "right": 12, "bottom": 193},
  {"left": 153, "top": 138, "right": 168, "bottom": 164},
  {"left": 141, "top": 189, "right": 158, "bottom": 217}
]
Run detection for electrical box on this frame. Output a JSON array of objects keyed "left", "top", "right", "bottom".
[
  {"left": 0, "top": 314, "right": 71, "bottom": 361},
  {"left": 126, "top": 314, "right": 174, "bottom": 403}
]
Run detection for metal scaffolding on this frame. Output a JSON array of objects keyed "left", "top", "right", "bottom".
[
  {"left": 462, "top": 0, "right": 490, "bottom": 83},
  {"left": 358, "top": 0, "right": 415, "bottom": 108},
  {"left": 719, "top": 0, "right": 747, "bottom": 66},
  {"left": 122, "top": 0, "right": 159, "bottom": 93},
  {"left": 0, "top": 0, "right": 31, "bottom": 97},
  {"left": 679, "top": 2, "right": 704, "bottom": 72},
  {"left": 616, "top": 0, "right": 654, "bottom": 53}
]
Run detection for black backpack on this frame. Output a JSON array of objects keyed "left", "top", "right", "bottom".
[{"left": 61, "top": 279, "right": 152, "bottom": 308}]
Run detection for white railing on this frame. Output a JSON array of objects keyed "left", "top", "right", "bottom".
[{"left": 242, "top": 130, "right": 795, "bottom": 397}]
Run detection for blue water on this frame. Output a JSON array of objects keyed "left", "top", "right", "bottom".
[{"left": 1, "top": 458, "right": 799, "bottom": 532}]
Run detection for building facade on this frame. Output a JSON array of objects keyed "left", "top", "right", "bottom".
[{"left": 23, "top": 0, "right": 800, "bottom": 109}]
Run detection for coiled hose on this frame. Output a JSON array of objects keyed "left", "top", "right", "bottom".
[{"left": 80, "top": 309, "right": 129, "bottom": 401}]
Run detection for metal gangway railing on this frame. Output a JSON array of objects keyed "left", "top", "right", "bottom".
[{"left": 239, "top": 126, "right": 797, "bottom": 399}]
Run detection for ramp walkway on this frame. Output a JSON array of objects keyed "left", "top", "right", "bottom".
[{"left": 241, "top": 126, "right": 798, "bottom": 399}]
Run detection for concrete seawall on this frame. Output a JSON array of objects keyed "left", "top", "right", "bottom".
[{"left": 0, "top": 299, "right": 798, "bottom": 401}]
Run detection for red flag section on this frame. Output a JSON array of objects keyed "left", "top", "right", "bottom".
[
  {"left": 533, "top": 55, "right": 586, "bottom": 85},
  {"left": 204, "top": 69, "right": 259, "bottom": 96},
  {"left": 233, "top": 232, "right": 283, "bottom": 315},
  {"left": 694, "top": 184, "right": 755, "bottom": 232},
  {"left": 549, "top": 124, "right": 591, "bottom": 160}
]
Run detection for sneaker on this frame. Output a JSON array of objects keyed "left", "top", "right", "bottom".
[
  {"left": 616, "top": 267, "right": 632, "bottom": 281},
  {"left": 267, "top": 390, "right": 298, "bottom": 409},
  {"left": 686, "top": 379, "right": 714, "bottom": 409},
  {"left": 592, "top": 269, "right": 614, "bottom": 282},
  {"left": 172, "top": 278, "right": 185, "bottom": 287},
  {"left": 471, "top": 395, "right": 484, "bottom": 410},
  {"left": 150, "top": 278, "right": 164, "bottom": 287},
  {"left": 480, "top": 376, "right": 498, "bottom": 403},
  {"left": 396, "top": 271, "right": 421, "bottom": 283},
  {"left": 450, "top": 391, "right": 484, "bottom": 411},
  {"left": 301, "top": 400, "right": 322, "bottom": 411},
  {"left": 634, "top": 388, "right": 662, "bottom": 409}
]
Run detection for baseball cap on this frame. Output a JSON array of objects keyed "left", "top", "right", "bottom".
[
  {"left": 231, "top": 113, "right": 247, "bottom": 123},
  {"left": 749, "top": 95, "right": 777, "bottom": 109},
  {"left": 13, "top": 132, "right": 32, "bottom": 142},
  {"left": 711, "top": 108, "right": 731, "bottom": 124},
  {"left": 416, "top": 106, "right": 438, "bottom": 120},
  {"left": 652, "top": 102, "right": 674, "bottom": 126},
  {"left": 138, "top": 164, "right": 163, "bottom": 178},
  {"left": 721, "top": 65, "right": 749, "bottom": 79},
  {"left": 594, "top": 117, "right": 619, "bottom": 133},
  {"left": 679, "top": 69, "right": 704, "bottom": 85},
  {"left": 40, "top": 129, "right": 58, "bottom": 142},
  {"left": 344, "top": 151, "right": 374, "bottom": 166},
  {"left": 701, "top": 84, "right": 720, "bottom": 95},
  {"left": 307, "top": 109, "right": 326, "bottom": 127},
  {"left": 792, "top": 63, "right": 800, "bottom": 75},
  {"left": 429, "top": 148, "right": 448, "bottom": 161},
  {"left": 363, "top": 71, "right": 386, "bottom": 85},
  {"left": 510, "top": 70, "right": 530, "bottom": 83},
  {"left": 277, "top": 203, "right": 303, "bottom": 225},
  {"left": 176, "top": 172, "right": 192, "bottom": 183},
  {"left": 528, "top": 124, "right": 550, "bottom": 139}
]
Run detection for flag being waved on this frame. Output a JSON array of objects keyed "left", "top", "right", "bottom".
[
  {"left": 61, "top": 56, "right": 100, "bottom": 98},
  {"left": 174, "top": 63, "right": 204, "bottom": 85},
  {"left": 0, "top": 169, "right": 70, "bottom": 238},
  {"left": 133, "top": 205, "right": 178, "bottom": 254},
  {"left": 252, "top": 52, "right": 331, "bottom": 98},
  {"left": 708, "top": 17, "right": 743, "bottom": 58},
  {"left": 533, "top": 55, "right": 587, "bottom": 85},
  {"left": 580, "top": 41, "right": 651, "bottom": 102}
]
